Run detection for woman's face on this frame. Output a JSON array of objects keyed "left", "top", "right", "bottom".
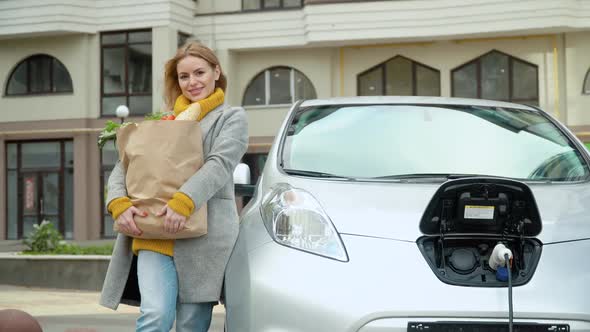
[{"left": 177, "top": 55, "right": 220, "bottom": 102}]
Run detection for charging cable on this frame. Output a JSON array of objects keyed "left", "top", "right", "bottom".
[
  {"left": 505, "top": 253, "right": 514, "bottom": 332},
  {"left": 489, "top": 243, "right": 514, "bottom": 332}
]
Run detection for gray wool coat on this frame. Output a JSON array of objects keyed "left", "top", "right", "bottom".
[{"left": 100, "top": 103, "right": 248, "bottom": 310}]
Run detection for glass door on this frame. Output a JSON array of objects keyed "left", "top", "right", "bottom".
[
  {"left": 19, "top": 171, "right": 61, "bottom": 237},
  {"left": 21, "top": 173, "right": 40, "bottom": 237}
]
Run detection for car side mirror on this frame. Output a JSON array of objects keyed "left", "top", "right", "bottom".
[{"left": 233, "top": 163, "right": 251, "bottom": 185}]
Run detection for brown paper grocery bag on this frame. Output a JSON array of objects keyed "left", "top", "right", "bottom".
[{"left": 114, "top": 120, "right": 207, "bottom": 239}]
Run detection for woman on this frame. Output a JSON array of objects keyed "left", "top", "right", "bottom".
[{"left": 100, "top": 42, "right": 249, "bottom": 332}]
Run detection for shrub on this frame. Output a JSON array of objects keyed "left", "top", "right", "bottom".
[{"left": 22, "top": 220, "right": 63, "bottom": 253}]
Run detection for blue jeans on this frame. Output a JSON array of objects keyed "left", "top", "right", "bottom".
[{"left": 136, "top": 250, "right": 214, "bottom": 332}]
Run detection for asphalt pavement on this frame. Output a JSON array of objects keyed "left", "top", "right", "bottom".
[{"left": 0, "top": 285, "right": 226, "bottom": 332}]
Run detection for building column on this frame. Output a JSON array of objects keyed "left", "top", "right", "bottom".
[
  {"left": 152, "top": 26, "right": 179, "bottom": 112},
  {"left": 73, "top": 133, "right": 101, "bottom": 240}
]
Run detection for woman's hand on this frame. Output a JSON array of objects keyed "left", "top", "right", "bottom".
[
  {"left": 115, "top": 206, "right": 146, "bottom": 236},
  {"left": 156, "top": 204, "right": 188, "bottom": 234}
]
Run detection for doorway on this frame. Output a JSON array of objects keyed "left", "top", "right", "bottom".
[{"left": 5, "top": 140, "right": 74, "bottom": 239}]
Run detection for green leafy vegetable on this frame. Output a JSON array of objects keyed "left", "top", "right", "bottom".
[
  {"left": 144, "top": 111, "right": 174, "bottom": 120},
  {"left": 97, "top": 120, "right": 121, "bottom": 149}
]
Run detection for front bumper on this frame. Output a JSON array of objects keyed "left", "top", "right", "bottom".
[{"left": 224, "top": 233, "right": 590, "bottom": 332}]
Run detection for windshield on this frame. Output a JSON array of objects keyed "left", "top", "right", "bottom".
[{"left": 280, "top": 104, "right": 590, "bottom": 182}]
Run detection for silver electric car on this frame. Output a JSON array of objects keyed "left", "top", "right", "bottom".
[{"left": 225, "top": 97, "right": 590, "bottom": 332}]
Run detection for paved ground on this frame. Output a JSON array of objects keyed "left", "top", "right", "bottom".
[{"left": 0, "top": 285, "right": 225, "bottom": 332}]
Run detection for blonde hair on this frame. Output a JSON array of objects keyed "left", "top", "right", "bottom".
[{"left": 163, "top": 41, "right": 227, "bottom": 109}]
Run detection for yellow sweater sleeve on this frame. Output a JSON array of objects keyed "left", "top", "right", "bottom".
[
  {"left": 167, "top": 192, "right": 195, "bottom": 217},
  {"left": 107, "top": 197, "right": 133, "bottom": 220}
]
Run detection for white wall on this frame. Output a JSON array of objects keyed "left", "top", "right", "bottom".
[
  {"left": 195, "top": 0, "right": 590, "bottom": 51},
  {"left": 0, "top": 0, "right": 196, "bottom": 38},
  {"left": 565, "top": 31, "right": 590, "bottom": 126},
  {"left": 0, "top": 34, "right": 100, "bottom": 122}
]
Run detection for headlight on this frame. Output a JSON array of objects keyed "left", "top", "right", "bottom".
[{"left": 260, "top": 183, "right": 348, "bottom": 262}]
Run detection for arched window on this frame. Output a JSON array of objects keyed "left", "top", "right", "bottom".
[
  {"left": 243, "top": 66, "right": 317, "bottom": 106},
  {"left": 5, "top": 54, "right": 73, "bottom": 95},
  {"left": 584, "top": 68, "right": 590, "bottom": 95},
  {"left": 452, "top": 50, "right": 538, "bottom": 105},
  {"left": 357, "top": 55, "right": 440, "bottom": 96}
]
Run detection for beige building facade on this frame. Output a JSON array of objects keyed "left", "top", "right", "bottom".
[{"left": 1, "top": 0, "right": 590, "bottom": 240}]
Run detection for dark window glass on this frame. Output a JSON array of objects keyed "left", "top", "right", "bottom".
[
  {"left": 269, "top": 67, "right": 291, "bottom": 104},
  {"left": 129, "top": 31, "right": 151, "bottom": 43},
  {"left": 29, "top": 56, "right": 52, "bottom": 93},
  {"left": 243, "top": 0, "right": 302, "bottom": 10},
  {"left": 512, "top": 59, "right": 538, "bottom": 103},
  {"left": 243, "top": 67, "right": 316, "bottom": 106},
  {"left": 7, "top": 170, "right": 18, "bottom": 240},
  {"left": 264, "top": 0, "right": 280, "bottom": 8},
  {"left": 452, "top": 50, "right": 538, "bottom": 104},
  {"left": 481, "top": 52, "right": 509, "bottom": 100},
  {"left": 358, "top": 67, "right": 383, "bottom": 96},
  {"left": 102, "top": 48, "right": 126, "bottom": 94},
  {"left": 294, "top": 70, "right": 317, "bottom": 100},
  {"left": 101, "top": 33, "right": 125, "bottom": 45},
  {"left": 7, "top": 143, "right": 17, "bottom": 169},
  {"left": 243, "top": 0, "right": 260, "bottom": 10},
  {"left": 53, "top": 59, "right": 73, "bottom": 93},
  {"left": 128, "top": 44, "right": 152, "bottom": 93},
  {"left": 64, "top": 141, "right": 73, "bottom": 239},
  {"left": 102, "top": 96, "right": 127, "bottom": 116},
  {"left": 453, "top": 62, "right": 478, "bottom": 98},
  {"left": 284, "top": 0, "right": 302, "bottom": 7},
  {"left": 416, "top": 65, "right": 441, "bottom": 96},
  {"left": 21, "top": 142, "right": 60, "bottom": 169},
  {"left": 5, "top": 55, "right": 73, "bottom": 96},
  {"left": 385, "top": 56, "right": 412, "bottom": 96},
  {"left": 243, "top": 72, "right": 266, "bottom": 105},
  {"left": 101, "top": 30, "right": 152, "bottom": 116},
  {"left": 6, "top": 63, "right": 27, "bottom": 95},
  {"left": 358, "top": 56, "right": 440, "bottom": 97}
]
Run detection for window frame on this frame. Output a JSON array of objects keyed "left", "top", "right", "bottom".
[
  {"left": 242, "top": 66, "right": 317, "bottom": 107},
  {"left": 4, "top": 54, "right": 73, "bottom": 96},
  {"left": 451, "top": 49, "right": 539, "bottom": 105},
  {"left": 356, "top": 55, "right": 441, "bottom": 96},
  {"left": 100, "top": 29, "right": 152, "bottom": 117},
  {"left": 242, "top": 0, "right": 303, "bottom": 11},
  {"left": 583, "top": 68, "right": 590, "bottom": 95}
]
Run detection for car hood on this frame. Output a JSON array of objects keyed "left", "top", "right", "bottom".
[{"left": 281, "top": 178, "right": 590, "bottom": 243}]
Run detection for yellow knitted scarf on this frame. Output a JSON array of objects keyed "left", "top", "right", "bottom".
[{"left": 172, "top": 88, "right": 225, "bottom": 121}]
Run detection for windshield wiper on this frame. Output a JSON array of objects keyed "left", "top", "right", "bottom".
[
  {"left": 283, "top": 168, "right": 354, "bottom": 180},
  {"left": 373, "top": 173, "right": 490, "bottom": 180}
]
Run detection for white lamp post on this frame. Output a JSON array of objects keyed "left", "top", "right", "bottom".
[{"left": 115, "top": 105, "right": 129, "bottom": 124}]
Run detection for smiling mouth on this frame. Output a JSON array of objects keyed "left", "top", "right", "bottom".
[{"left": 189, "top": 88, "right": 202, "bottom": 95}]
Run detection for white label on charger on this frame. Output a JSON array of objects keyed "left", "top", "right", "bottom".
[{"left": 464, "top": 205, "right": 494, "bottom": 220}]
